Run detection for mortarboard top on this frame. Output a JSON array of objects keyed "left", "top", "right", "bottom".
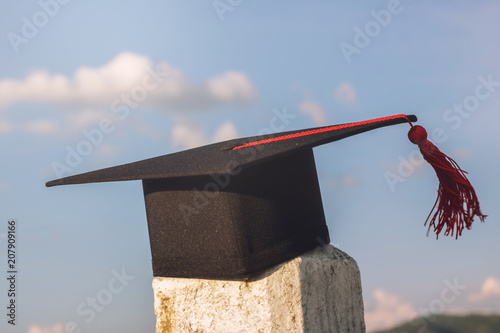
[{"left": 47, "top": 114, "right": 417, "bottom": 279}]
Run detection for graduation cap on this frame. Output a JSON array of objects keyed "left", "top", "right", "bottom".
[{"left": 46, "top": 114, "right": 485, "bottom": 279}]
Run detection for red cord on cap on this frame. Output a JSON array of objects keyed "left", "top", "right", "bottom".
[{"left": 405, "top": 117, "right": 486, "bottom": 238}]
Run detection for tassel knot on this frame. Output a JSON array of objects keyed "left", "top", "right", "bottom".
[{"left": 408, "top": 125, "right": 428, "bottom": 146}]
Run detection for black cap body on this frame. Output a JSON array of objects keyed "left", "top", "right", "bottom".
[
  {"left": 144, "top": 149, "right": 328, "bottom": 278},
  {"left": 46, "top": 114, "right": 416, "bottom": 279}
]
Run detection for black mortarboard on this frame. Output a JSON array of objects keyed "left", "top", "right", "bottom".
[{"left": 47, "top": 114, "right": 417, "bottom": 279}]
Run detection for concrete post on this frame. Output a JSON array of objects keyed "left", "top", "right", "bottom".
[{"left": 153, "top": 244, "right": 365, "bottom": 332}]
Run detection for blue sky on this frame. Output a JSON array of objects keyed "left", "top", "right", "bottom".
[{"left": 1, "top": 1, "right": 499, "bottom": 332}]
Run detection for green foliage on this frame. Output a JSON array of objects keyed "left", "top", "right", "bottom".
[{"left": 374, "top": 314, "right": 500, "bottom": 333}]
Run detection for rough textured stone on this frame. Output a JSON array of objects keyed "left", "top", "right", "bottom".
[{"left": 153, "top": 245, "right": 365, "bottom": 333}]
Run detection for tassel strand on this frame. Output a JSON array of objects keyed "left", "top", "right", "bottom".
[{"left": 406, "top": 123, "right": 486, "bottom": 238}]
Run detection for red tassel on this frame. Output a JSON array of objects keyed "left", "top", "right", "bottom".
[{"left": 407, "top": 124, "right": 486, "bottom": 239}]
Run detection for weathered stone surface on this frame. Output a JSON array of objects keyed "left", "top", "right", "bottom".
[{"left": 153, "top": 244, "right": 365, "bottom": 332}]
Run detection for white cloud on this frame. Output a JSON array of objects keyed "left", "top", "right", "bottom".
[
  {"left": 92, "top": 143, "right": 118, "bottom": 165},
  {"left": 171, "top": 122, "right": 207, "bottom": 150},
  {"left": 24, "top": 120, "right": 59, "bottom": 135},
  {"left": 124, "top": 116, "right": 163, "bottom": 141},
  {"left": 469, "top": 276, "right": 500, "bottom": 301},
  {"left": 65, "top": 109, "right": 115, "bottom": 129},
  {"left": 0, "top": 52, "right": 256, "bottom": 112},
  {"left": 340, "top": 176, "right": 360, "bottom": 187},
  {"left": 172, "top": 120, "right": 239, "bottom": 150},
  {"left": 27, "top": 324, "right": 65, "bottom": 333},
  {"left": 10, "top": 107, "right": 159, "bottom": 140},
  {"left": 328, "top": 175, "right": 362, "bottom": 188},
  {"left": 451, "top": 148, "right": 471, "bottom": 159},
  {"left": 213, "top": 121, "right": 239, "bottom": 143},
  {"left": 0, "top": 119, "right": 13, "bottom": 133},
  {"left": 299, "top": 101, "right": 328, "bottom": 125},
  {"left": 207, "top": 71, "right": 255, "bottom": 102},
  {"left": 364, "top": 289, "right": 416, "bottom": 333},
  {"left": 334, "top": 82, "right": 359, "bottom": 108}
]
